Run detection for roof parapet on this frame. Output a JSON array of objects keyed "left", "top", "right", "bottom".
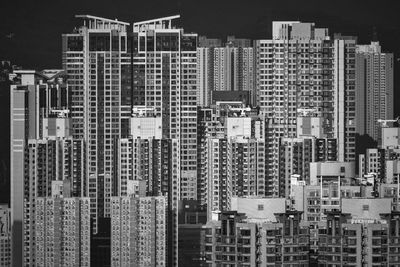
[
  {"left": 75, "top": 15, "right": 129, "bottom": 31},
  {"left": 133, "top": 15, "right": 180, "bottom": 32}
]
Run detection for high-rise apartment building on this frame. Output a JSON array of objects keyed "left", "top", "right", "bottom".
[
  {"left": 333, "top": 35, "right": 357, "bottom": 163},
  {"left": 177, "top": 200, "right": 207, "bottom": 267},
  {"left": 197, "top": 107, "right": 225, "bottom": 204},
  {"left": 35, "top": 197, "right": 91, "bottom": 267},
  {"left": 62, "top": 15, "right": 132, "bottom": 229},
  {"left": 318, "top": 201, "right": 400, "bottom": 266},
  {"left": 359, "top": 148, "right": 386, "bottom": 181},
  {"left": 202, "top": 135, "right": 266, "bottom": 219},
  {"left": 279, "top": 110, "right": 338, "bottom": 196},
  {"left": 213, "top": 45, "right": 254, "bottom": 93},
  {"left": 10, "top": 69, "right": 75, "bottom": 266},
  {"left": 111, "top": 196, "right": 167, "bottom": 267},
  {"left": 279, "top": 136, "right": 338, "bottom": 196},
  {"left": 197, "top": 36, "right": 255, "bottom": 107},
  {"left": 204, "top": 138, "right": 229, "bottom": 219},
  {"left": 197, "top": 47, "right": 214, "bottom": 107},
  {"left": 202, "top": 210, "right": 310, "bottom": 266},
  {"left": 256, "top": 22, "right": 334, "bottom": 197},
  {"left": 256, "top": 22, "right": 357, "bottom": 196},
  {"left": 356, "top": 42, "right": 394, "bottom": 142},
  {"left": 197, "top": 104, "right": 266, "bottom": 218},
  {"left": 228, "top": 136, "right": 266, "bottom": 198},
  {"left": 116, "top": 111, "right": 180, "bottom": 265},
  {"left": 279, "top": 137, "right": 314, "bottom": 196},
  {"left": 132, "top": 15, "right": 198, "bottom": 202},
  {"left": 0, "top": 205, "right": 10, "bottom": 267}
]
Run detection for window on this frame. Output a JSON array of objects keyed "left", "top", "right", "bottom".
[
  {"left": 362, "top": 205, "right": 369, "bottom": 211},
  {"left": 258, "top": 204, "right": 264, "bottom": 211}
]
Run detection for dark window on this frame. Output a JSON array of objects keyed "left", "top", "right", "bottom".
[
  {"left": 67, "top": 36, "right": 83, "bottom": 51},
  {"left": 181, "top": 35, "right": 197, "bottom": 51},
  {"left": 111, "top": 32, "right": 119, "bottom": 51},
  {"left": 89, "top": 33, "right": 110, "bottom": 51},
  {"left": 156, "top": 33, "right": 179, "bottom": 51}
]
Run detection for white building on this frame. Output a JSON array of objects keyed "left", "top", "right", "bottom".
[{"left": 381, "top": 126, "right": 400, "bottom": 149}]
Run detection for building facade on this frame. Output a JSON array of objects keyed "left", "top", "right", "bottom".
[
  {"left": 62, "top": 15, "right": 132, "bottom": 230},
  {"left": 111, "top": 196, "right": 167, "bottom": 267},
  {"left": 202, "top": 210, "right": 310, "bottom": 267},
  {"left": 355, "top": 42, "right": 394, "bottom": 142},
  {"left": 132, "top": 15, "right": 198, "bottom": 203},
  {"left": 35, "top": 197, "right": 91, "bottom": 267},
  {"left": 0, "top": 205, "right": 10, "bottom": 267}
]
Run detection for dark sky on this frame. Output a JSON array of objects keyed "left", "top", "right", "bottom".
[{"left": 0, "top": 0, "right": 399, "bottom": 115}]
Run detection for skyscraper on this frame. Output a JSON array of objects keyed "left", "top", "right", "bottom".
[
  {"left": 62, "top": 15, "right": 132, "bottom": 230},
  {"left": 197, "top": 36, "right": 255, "bottom": 107},
  {"left": 132, "top": 15, "right": 198, "bottom": 202},
  {"left": 256, "top": 22, "right": 334, "bottom": 196},
  {"left": 333, "top": 34, "right": 357, "bottom": 163},
  {"left": 355, "top": 41, "right": 394, "bottom": 142},
  {"left": 35, "top": 197, "right": 91, "bottom": 267},
  {"left": 0, "top": 204, "right": 10, "bottom": 267},
  {"left": 196, "top": 47, "right": 214, "bottom": 107},
  {"left": 111, "top": 196, "right": 167, "bottom": 267},
  {"left": 10, "top": 70, "right": 72, "bottom": 266},
  {"left": 131, "top": 16, "right": 198, "bottom": 265},
  {"left": 256, "top": 22, "right": 356, "bottom": 197}
]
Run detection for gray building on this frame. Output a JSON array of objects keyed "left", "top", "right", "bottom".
[
  {"left": 0, "top": 204, "right": 10, "bottom": 267},
  {"left": 355, "top": 42, "right": 394, "bottom": 143},
  {"left": 10, "top": 70, "right": 71, "bottom": 266},
  {"left": 62, "top": 15, "right": 131, "bottom": 231},
  {"left": 256, "top": 22, "right": 357, "bottom": 197},
  {"left": 111, "top": 196, "right": 167, "bottom": 267}
]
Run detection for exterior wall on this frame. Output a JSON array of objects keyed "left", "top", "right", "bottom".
[
  {"left": 342, "top": 198, "right": 392, "bottom": 219},
  {"left": 230, "top": 197, "right": 286, "bottom": 221},
  {"left": 62, "top": 19, "right": 131, "bottom": 229},
  {"left": 382, "top": 127, "right": 400, "bottom": 149},
  {"left": 333, "top": 37, "right": 357, "bottom": 162},
  {"left": 356, "top": 42, "right": 394, "bottom": 142},
  {"left": 363, "top": 148, "right": 386, "bottom": 182},
  {"left": 202, "top": 211, "right": 310, "bottom": 267},
  {"left": 196, "top": 47, "right": 213, "bottom": 107},
  {"left": 226, "top": 117, "right": 252, "bottom": 138},
  {"left": 130, "top": 117, "right": 162, "bottom": 139},
  {"left": 35, "top": 197, "right": 90, "bottom": 266},
  {"left": 132, "top": 23, "right": 198, "bottom": 203},
  {"left": 0, "top": 205, "right": 11, "bottom": 267},
  {"left": 10, "top": 85, "right": 28, "bottom": 266},
  {"left": 111, "top": 196, "right": 167, "bottom": 267},
  {"left": 206, "top": 138, "right": 229, "bottom": 220},
  {"left": 318, "top": 210, "right": 400, "bottom": 266},
  {"left": 310, "top": 161, "right": 355, "bottom": 185},
  {"left": 256, "top": 22, "right": 335, "bottom": 197},
  {"left": 197, "top": 107, "right": 225, "bottom": 205},
  {"left": 228, "top": 136, "right": 266, "bottom": 198}
]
